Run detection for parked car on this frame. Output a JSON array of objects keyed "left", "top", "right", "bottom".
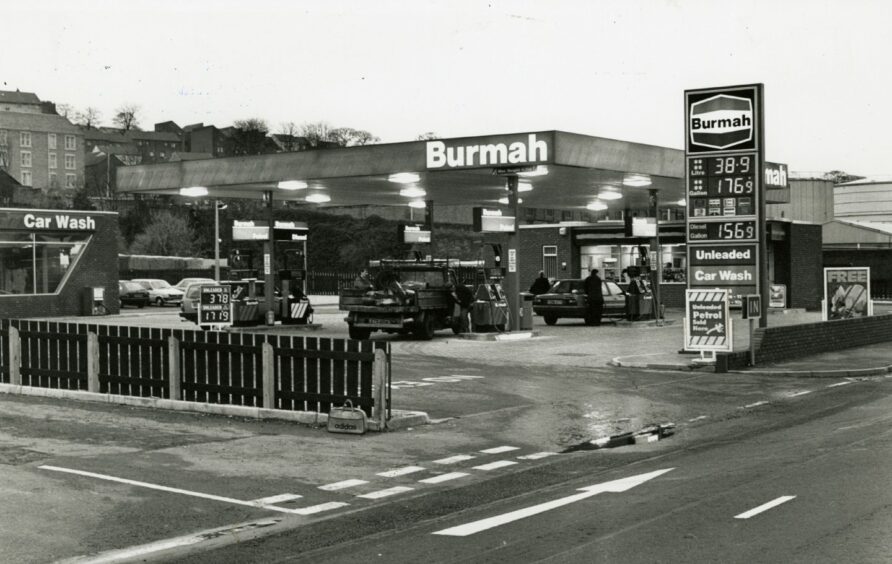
[
  {"left": 173, "top": 277, "right": 217, "bottom": 292},
  {"left": 132, "top": 278, "right": 185, "bottom": 307},
  {"left": 532, "top": 278, "right": 627, "bottom": 325},
  {"left": 118, "top": 280, "right": 151, "bottom": 309}
]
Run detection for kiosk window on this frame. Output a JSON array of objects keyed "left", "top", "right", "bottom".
[{"left": 0, "top": 231, "right": 88, "bottom": 295}]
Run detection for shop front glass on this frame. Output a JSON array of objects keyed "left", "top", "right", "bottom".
[
  {"left": 0, "top": 231, "right": 88, "bottom": 295},
  {"left": 580, "top": 244, "right": 687, "bottom": 284}
]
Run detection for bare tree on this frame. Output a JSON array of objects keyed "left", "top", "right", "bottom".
[
  {"left": 276, "top": 122, "right": 306, "bottom": 152},
  {"left": 300, "top": 121, "right": 334, "bottom": 148},
  {"left": 56, "top": 103, "right": 74, "bottom": 119},
  {"left": 300, "top": 122, "right": 379, "bottom": 147},
  {"left": 76, "top": 107, "right": 102, "bottom": 129},
  {"left": 113, "top": 104, "right": 141, "bottom": 131}
]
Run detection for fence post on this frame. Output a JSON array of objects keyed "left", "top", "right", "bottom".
[
  {"left": 86, "top": 332, "right": 100, "bottom": 392},
  {"left": 168, "top": 336, "right": 181, "bottom": 400},
  {"left": 9, "top": 325, "right": 20, "bottom": 386},
  {"left": 373, "top": 348, "right": 388, "bottom": 430},
  {"left": 262, "top": 342, "right": 275, "bottom": 409}
]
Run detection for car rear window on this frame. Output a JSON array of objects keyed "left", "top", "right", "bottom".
[
  {"left": 551, "top": 280, "right": 583, "bottom": 293},
  {"left": 606, "top": 281, "right": 624, "bottom": 295},
  {"left": 123, "top": 282, "right": 144, "bottom": 292}
]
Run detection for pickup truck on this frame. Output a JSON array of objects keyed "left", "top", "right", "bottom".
[{"left": 339, "top": 261, "right": 464, "bottom": 340}]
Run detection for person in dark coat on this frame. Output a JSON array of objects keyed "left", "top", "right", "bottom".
[
  {"left": 529, "top": 271, "right": 552, "bottom": 295},
  {"left": 354, "top": 268, "right": 373, "bottom": 291},
  {"left": 583, "top": 268, "right": 604, "bottom": 326},
  {"left": 452, "top": 283, "right": 475, "bottom": 333}
]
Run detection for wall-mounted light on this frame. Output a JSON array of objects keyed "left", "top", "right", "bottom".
[
  {"left": 586, "top": 201, "right": 608, "bottom": 211},
  {"left": 517, "top": 165, "right": 548, "bottom": 177},
  {"left": 305, "top": 193, "right": 331, "bottom": 204},
  {"left": 399, "top": 186, "right": 427, "bottom": 198},
  {"left": 179, "top": 186, "right": 208, "bottom": 197},
  {"left": 277, "top": 180, "right": 308, "bottom": 190},
  {"left": 499, "top": 196, "right": 523, "bottom": 205},
  {"left": 408, "top": 199, "right": 426, "bottom": 208},
  {"left": 388, "top": 172, "right": 421, "bottom": 184}
]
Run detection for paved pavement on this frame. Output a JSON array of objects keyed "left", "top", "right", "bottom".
[{"left": 311, "top": 295, "right": 892, "bottom": 379}]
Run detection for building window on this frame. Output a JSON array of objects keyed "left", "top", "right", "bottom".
[
  {"left": 64, "top": 135, "right": 76, "bottom": 150},
  {"left": 21, "top": 170, "right": 32, "bottom": 186},
  {"left": 65, "top": 154, "right": 76, "bottom": 170},
  {"left": 0, "top": 231, "right": 89, "bottom": 295},
  {"left": 21, "top": 151, "right": 32, "bottom": 168},
  {"left": 48, "top": 133, "right": 57, "bottom": 150},
  {"left": 20, "top": 131, "right": 32, "bottom": 147},
  {"left": 48, "top": 153, "right": 57, "bottom": 169},
  {"left": 49, "top": 172, "right": 58, "bottom": 188},
  {"left": 65, "top": 174, "right": 76, "bottom": 188},
  {"left": 542, "top": 245, "right": 558, "bottom": 280}
]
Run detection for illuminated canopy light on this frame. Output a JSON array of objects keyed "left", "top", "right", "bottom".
[
  {"left": 277, "top": 180, "right": 308, "bottom": 190},
  {"left": 179, "top": 186, "right": 208, "bottom": 197},
  {"left": 586, "top": 201, "right": 608, "bottom": 211},
  {"left": 676, "top": 198, "right": 687, "bottom": 206},
  {"left": 623, "top": 174, "right": 652, "bottom": 187},
  {"left": 399, "top": 186, "right": 427, "bottom": 198},
  {"left": 388, "top": 172, "right": 421, "bottom": 184},
  {"left": 517, "top": 165, "right": 549, "bottom": 178},
  {"left": 598, "top": 189, "right": 622, "bottom": 200},
  {"left": 498, "top": 197, "right": 523, "bottom": 205},
  {"left": 305, "top": 193, "right": 331, "bottom": 203},
  {"left": 506, "top": 181, "right": 534, "bottom": 193},
  {"left": 408, "top": 199, "right": 426, "bottom": 208}
]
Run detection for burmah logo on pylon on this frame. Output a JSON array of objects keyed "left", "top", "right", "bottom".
[{"left": 689, "top": 94, "right": 753, "bottom": 150}]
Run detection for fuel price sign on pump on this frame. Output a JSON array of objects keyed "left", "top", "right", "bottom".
[{"left": 199, "top": 284, "right": 233, "bottom": 327}]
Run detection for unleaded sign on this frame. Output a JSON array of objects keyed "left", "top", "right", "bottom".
[
  {"left": 685, "top": 289, "right": 731, "bottom": 352},
  {"left": 199, "top": 284, "right": 233, "bottom": 327}
]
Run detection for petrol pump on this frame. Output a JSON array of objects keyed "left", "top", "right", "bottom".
[{"left": 468, "top": 243, "right": 509, "bottom": 331}]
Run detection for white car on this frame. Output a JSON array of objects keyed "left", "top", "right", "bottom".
[
  {"left": 133, "top": 278, "right": 185, "bottom": 307},
  {"left": 173, "top": 277, "right": 217, "bottom": 292}
]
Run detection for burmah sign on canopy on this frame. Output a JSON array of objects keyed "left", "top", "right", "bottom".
[{"left": 426, "top": 133, "right": 549, "bottom": 170}]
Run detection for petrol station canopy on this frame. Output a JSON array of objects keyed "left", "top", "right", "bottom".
[{"left": 117, "top": 131, "right": 685, "bottom": 211}]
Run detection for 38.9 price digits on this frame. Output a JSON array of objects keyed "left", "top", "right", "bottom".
[{"left": 710, "top": 155, "right": 752, "bottom": 175}]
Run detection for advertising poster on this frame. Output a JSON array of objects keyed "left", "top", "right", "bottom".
[
  {"left": 684, "top": 288, "right": 731, "bottom": 352},
  {"left": 823, "top": 267, "right": 871, "bottom": 321}
]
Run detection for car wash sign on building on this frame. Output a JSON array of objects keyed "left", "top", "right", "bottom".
[{"left": 685, "top": 84, "right": 764, "bottom": 308}]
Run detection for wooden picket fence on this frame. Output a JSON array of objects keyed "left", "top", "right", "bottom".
[{"left": 0, "top": 319, "right": 390, "bottom": 419}]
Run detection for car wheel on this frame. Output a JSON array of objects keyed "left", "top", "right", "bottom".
[
  {"left": 544, "top": 314, "right": 558, "bottom": 325},
  {"left": 348, "top": 325, "right": 371, "bottom": 340},
  {"left": 119, "top": 299, "right": 124, "bottom": 309},
  {"left": 155, "top": 297, "right": 164, "bottom": 307},
  {"left": 138, "top": 302, "right": 145, "bottom": 309},
  {"left": 414, "top": 313, "right": 436, "bottom": 340}
]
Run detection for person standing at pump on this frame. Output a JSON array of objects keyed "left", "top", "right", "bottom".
[
  {"left": 529, "top": 270, "right": 551, "bottom": 295},
  {"left": 583, "top": 268, "right": 604, "bottom": 326},
  {"left": 354, "top": 268, "right": 373, "bottom": 291}
]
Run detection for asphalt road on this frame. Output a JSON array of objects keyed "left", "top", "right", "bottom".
[{"left": 185, "top": 377, "right": 892, "bottom": 564}]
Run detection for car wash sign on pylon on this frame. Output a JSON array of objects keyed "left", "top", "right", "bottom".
[
  {"left": 685, "top": 84, "right": 765, "bottom": 311},
  {"left": 685, "top": 288, "right": 732, "bottom": 352}
]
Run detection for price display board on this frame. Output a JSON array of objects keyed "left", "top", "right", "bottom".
[
  {"left": 198, "top": 284, "right": 233, "bottom": 327},
  {"left": 688, "top": 219, "right": 757, "bottom": 242},
  {"left": 688, "top": 154, "right": 756, "bottom": 218}
]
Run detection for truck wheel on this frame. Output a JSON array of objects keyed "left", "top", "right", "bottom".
[
  {"left": 414, "top": 313, "right": 435, "bottom": 340},
  {"left": 349, "top": 325, "right": 371, "bottom": 340},
  {"left": 544, "top": 315, "right": 558, "bottom": 325}
]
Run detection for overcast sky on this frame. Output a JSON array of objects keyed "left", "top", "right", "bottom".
[{"left": 6, "top": 0, "right": 891, "bottom": 175}]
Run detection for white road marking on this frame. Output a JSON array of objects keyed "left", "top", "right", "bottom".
[
  {"left": 39, "top": 465, "right": 295, "bottom": 514},
  {"left": 63, "top": 519, "right": 280, "bottom": 563},
  {"left": 788, "top": 390, "right": 813, "bottom": 397},
  {"left": 291, "top": 502, "right": 350, "bottom": 515},
  {"left": 377, "top": 466, "right": 426, "bottom": 478},
  {"left": 741, "top": 401, "right": 770, "bottom": 409},
  {"left": 827, "top": 381, "right": 852, "bottom": 388},
  {"left": 419, "top": 472, "right": 469, "bottom": 484},
  {"left": 250, "top": 493, "right": 302, "bottom": 506},
  {"left": 473, "top": 460, "right": 518, "bottom": 471},
  {"left": 433, "top": 454, "right": 475, "bottom": 464},
  {"left": 319, "top": 479, "right": 369, "bottom": 491},
  {"left": 517, "top": 452, "right": 558, "bottom": 460},
  {"left": 688, "top": 415, "right": 709, "bottom": 422},
  {"left": 734, "top": 496, "right": 796, "bottom": 519},
  {"left": 480, "top": 446, "right": 520, "bottom": 454},
  {"left": 433, "top": 468, "right": 674, "bottom": 537},
  {"left": 357, "top": 486, "right": 414, "bottom": 499}
]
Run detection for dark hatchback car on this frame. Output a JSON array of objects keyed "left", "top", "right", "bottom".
[
  {"left": 532, "top": 279, "right": 627, "bottom": 325},
  {"left": 118, "top": 280, "right": 151, "bottom": 308}
]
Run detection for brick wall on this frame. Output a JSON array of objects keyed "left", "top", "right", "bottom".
[
  {"left": 718, "top": 313, "right": 892, "bottom": 370},
  {"left": 0, "top": 210, "right": 119, "bottom": 318},
  {"left": 518, "top": 226, "right": 574, "bottom": 285}
]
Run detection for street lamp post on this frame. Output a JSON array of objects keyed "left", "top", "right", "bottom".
[{"left": 214, "top": 199, "right": 221, "bottom": 281}]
